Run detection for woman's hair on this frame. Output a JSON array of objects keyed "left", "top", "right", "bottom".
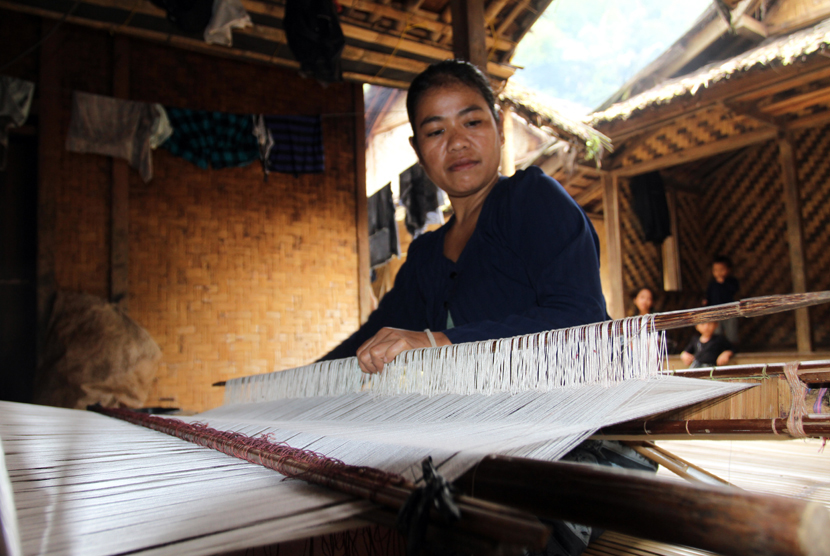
[
  {"left": 406, "top": 59, "right": 498, "bottom": 133},
  {"left": 632, "top": 286, "right": 655, "bottom": 300}
]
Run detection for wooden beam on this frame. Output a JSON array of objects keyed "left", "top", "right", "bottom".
[
  {"left": 603, "top": 173, "right": 625, "bottom": 319},
  {"left": 353, "top": 84, "right": 371, "bottom": 325},
  {"left": 765, "top": 4, "right": 830, "bottom": 36},
  {"left": 450, "top": 0, "right": 488, "bottom": 70},
  {"left": 495, "top": 0, "right": 531, "bottom": 38},
  {"left": 762, "top": 87, "right": 830, "bottom": 117},
  {"left": 0, "top": 0, "right": 514, "bottom": 84},
  {"left": 778, "top": 133, "right": 812, "bottom": 352},
  {"left": 111, "top": 35, "right": 130, "bottom": 309},
  {"left": 613, "top": 127, "right": 778, "bottom": 177},
  {"left": 572, "top": 180, "right": 604, "bottom": 206},
  {"left": 596, "top": 58, "right": 830, "bottom": 140},
  {"left": 37, "top": 18, "right": 61, "bottom": 366}
]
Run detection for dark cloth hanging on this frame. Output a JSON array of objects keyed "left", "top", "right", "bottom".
[
  {"left": 368, "top": 184, "right": 400, "bottom": 268},
  {"left": 284, "top": 0, "right": 345, "bottom": 83},
  {"left": 630, "top": 171, "right": 671, "bottom": 245},
  {"left": 162, "top": 107, "right": 260, "bottom": 170},
  {"left": 253, "top": 114, "right": 325, "bottom": 176},
  {"left": 150, "top": 0, "right": 213, "bottom": 33},
  {"left": 399, "top": 163, "right": 442, "bottom": 238}
]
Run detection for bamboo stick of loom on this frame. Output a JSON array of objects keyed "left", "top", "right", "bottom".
[
  {"left": 668, "top": 360, "right": 830, "bottom": 383},
  {"left": 651, "top": 291, "right": 830, "bottom": 331},
  {"left": 88, "top": 405, "right": 548, "bottom": 553},
  {"left": 599, "top": 417, "right": 830, "bottom": 438},
  {"left": 455, "top": 455, "right": 830, "bottom": 556}
]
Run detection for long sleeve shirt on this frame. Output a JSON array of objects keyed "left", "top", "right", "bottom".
[{"left": 321, "top": 166, "right": 607, "bottom": 361}]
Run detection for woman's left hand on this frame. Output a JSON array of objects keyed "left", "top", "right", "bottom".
[{"left": 356, "top": 327, "right": 450, "bottom": 374}]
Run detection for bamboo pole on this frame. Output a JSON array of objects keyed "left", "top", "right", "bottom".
[
  {"left": 668, "top": 359, "right": 830, "bottom": 383},
  {"left": 652, "top": 291, "right": 830, "bottom": 331},
  {"left": 455, "top": 455, "right": 830, "bottom": 556},
  {"left": 599, "top": 417, "right": 830, "bottom": 438},
  {"left": 89, "top": 405, "right": 548, "bottom": 553}
]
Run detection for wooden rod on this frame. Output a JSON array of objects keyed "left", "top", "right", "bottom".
[
  {"left": 652, "top": 291, "right": 830, "bottom": 331},
  {"left": 90, "top": 406, "right": 548, "bottom": 552},
  {"left": 623, "top": 441, "right": 733, "bottom": 487},
  {"left": 455, "top": 455, "right": 830, "bottom": 556},
  {"left": 668, "top": 360, "right": 830, "bottom": 383},
  {"left": 599, "top": 417, "right": 830, "bottom": 438}
]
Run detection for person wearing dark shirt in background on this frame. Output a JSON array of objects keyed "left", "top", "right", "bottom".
[
  {"left": 681, "top": 322, "right": 734, "bottom": 368},
  {"left": 704, "top": 255, "right": 739, "bottom": 345}
]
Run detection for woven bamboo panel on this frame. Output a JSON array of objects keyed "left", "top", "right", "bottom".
[
  {"left": 699, "top": 140, "right": 795, "bottom": 350},
  {"left": 52, "top": 29, "right": 362, "bottom": 412},
  {"left": 617, "top": 105, "right": 764, "bottom": 169},
  {"left": 660, "top": 377, "right": 789, "bottom": 421},
  {"left": 619, "top": 182, "right": 662, "bottom": 308},
  {"left": 794, "top": 123, "right": 830, "bottom": 348}
]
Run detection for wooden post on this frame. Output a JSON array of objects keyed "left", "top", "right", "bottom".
[
  {"left": 500, "top": 105, "right": 514, "bottom": 176},
  {"left": 354, "top": 83, "right": 372, "bottom": 324},
  {"left": 662, "top": 184, "right": 681, "bottom": 292},
  {"left": 778, "top": 133, "right": 812, "bottom": 352},
  {"left": 111, "top": 36, "right": 130, "bottom": 310},
  {"left": 603, "top": 173, "right": 625, "bottom": 319},
  {"left": 449, "top": 0, "right": 488, "bottom": 70},
  {"left": 37, "top": 19, "right": 61, "bottom": 365}
]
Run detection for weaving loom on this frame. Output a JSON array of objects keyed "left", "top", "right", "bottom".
[{"left": 1, "top": 300, "right": 828, "bottom": 556}]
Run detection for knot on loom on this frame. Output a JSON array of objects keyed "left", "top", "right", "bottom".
[{"left": 397, "top": 457, "right": 460, "bottom": 555}]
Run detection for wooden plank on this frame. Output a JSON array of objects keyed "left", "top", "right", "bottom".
[
  {"left": 662, "top": 185, "right": 681, "bottom": 292},
  {"left": 450, "top": 0, "right": 488, "bottom": 70},
  {"left": 353, "top": 84, "right": 371, "bottom": 325},
  {"left": 111, "top": 35, "right": 129, "bottom": 310},
  {"left": 603, "top": 174, "right": 625, "bottom": 319},
  {"left": 778, "top": 133, "right": 812, "bottom": 352},
  {"left": 613, "top": 127, "right": 778, "bottom": 177},
  {"left": 572, "top": 180, "right": 604, "bottom": 205},
  {"left": 37, "top": 18, "right": 61, "bottom": 366}
]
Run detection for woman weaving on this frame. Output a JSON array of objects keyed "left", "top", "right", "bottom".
[{"left": 322, "top": 60, "right": 607, "bottom": 373}]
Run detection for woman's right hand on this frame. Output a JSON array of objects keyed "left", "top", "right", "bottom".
[{"left": 356, "top": 327, "right": 449, "bottom": 374}]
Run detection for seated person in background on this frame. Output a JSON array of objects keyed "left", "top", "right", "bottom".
[
  {"left": 630, "top": 286, "right": 654, "bottom": 316},
  {"left": 680, "top": 321, "right": 734, "bottom": 368},
  {"left": 703, "top": 255, "right": 740, "bottom": 345}
]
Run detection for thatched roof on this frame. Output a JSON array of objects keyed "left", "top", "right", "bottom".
[
  {"left": 499, "top": 81, "right": 613, "bottom": 161},
  {"left": 589, "top": 17, "right": 830, "bottom": 125}
]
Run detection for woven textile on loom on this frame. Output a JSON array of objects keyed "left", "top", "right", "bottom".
[{"left": 0, "top": 316, "right": 752, "bottom": 556}]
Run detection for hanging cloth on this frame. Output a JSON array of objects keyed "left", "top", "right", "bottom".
[
  {"left": 204, "top": 0, "right": 252, "bottom": 46},
  {"left": 66, "top": 91, "right": 164, "bottom": 183},
  {"left": 253, "top": 114, "right": 325, "bottom": 177},
  {"left": 630, "top": 171, "right": 671, "bottom": 245},
  {"left": 162, "top": 107, "right": 260, "bottom": 170},
  {"left": 0, "top": 75, "right": 35, "bottom": 170},
  {"left": 150, "top": 0, "right": 213, "bottom": 33},
  {"left": 399, "top": 163, "right": 445, "bottom": 238},
  {"left": 284, "top": 0, "right": 345, "bottom": 83},
  {"left": 368, "top": 183, "right": 400, "bottom": 268}
]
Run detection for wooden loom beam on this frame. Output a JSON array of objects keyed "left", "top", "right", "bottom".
[
  {"left": 599, "top": 417, "right": 830, "bottom": 438},
  {"left": 456, "top": 455, "right": 830, "bottom": 556}
]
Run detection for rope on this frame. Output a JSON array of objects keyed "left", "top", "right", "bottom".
[{"left": 783, "top": 361, "right": 808, "bottom": 438}]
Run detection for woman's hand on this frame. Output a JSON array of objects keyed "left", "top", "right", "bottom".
[{"left": 356, "top": 327, "right": 450, "bottom": 374}]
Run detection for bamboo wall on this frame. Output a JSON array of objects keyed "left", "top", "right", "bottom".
[
  {"left": 5, "top": 13, "right": 363, "bottom": 412},
  {"left": 620, "top": 124, "right": 830, "bottom": 352}
]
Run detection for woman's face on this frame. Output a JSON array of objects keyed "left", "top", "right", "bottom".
[
  {"left": 634, "top": 288, "right": 653, "bottom": 314},
  {"left": 409, "top": 82, "right": 504, "bottom": 201}
]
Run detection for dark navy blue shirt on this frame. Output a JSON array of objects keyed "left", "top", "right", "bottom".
[{"left": 322, "top": 167, "right": 607, "bottom": 360}]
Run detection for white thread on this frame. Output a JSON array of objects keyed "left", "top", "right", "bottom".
[
  {"left": 424, "top": 328, "right": 437, "bottom": 348},
  {"left": 225, "top": 316, "right": 669, "bottom": 405}
]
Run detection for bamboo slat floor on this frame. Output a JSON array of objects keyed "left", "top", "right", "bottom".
[{"left": 584, "top": 439, "right": 829, "bottom": 556}]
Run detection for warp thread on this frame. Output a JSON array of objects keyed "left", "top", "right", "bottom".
[
  {"left": 225, "top": 315, "right": 666, "bottom": 404},
  {"left": 88, "top": 405, "right": 410, "bottom": 491},
  {"left": 783, "top": 361, "right": 808, "bottom": 438}
]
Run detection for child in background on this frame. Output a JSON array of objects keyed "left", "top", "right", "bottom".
[
  {"left": 704, "top": 256, "right": 739, "bottom": 344},
  {"left": 681, "top": 322, "right": 734, "bottom": 368}
]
